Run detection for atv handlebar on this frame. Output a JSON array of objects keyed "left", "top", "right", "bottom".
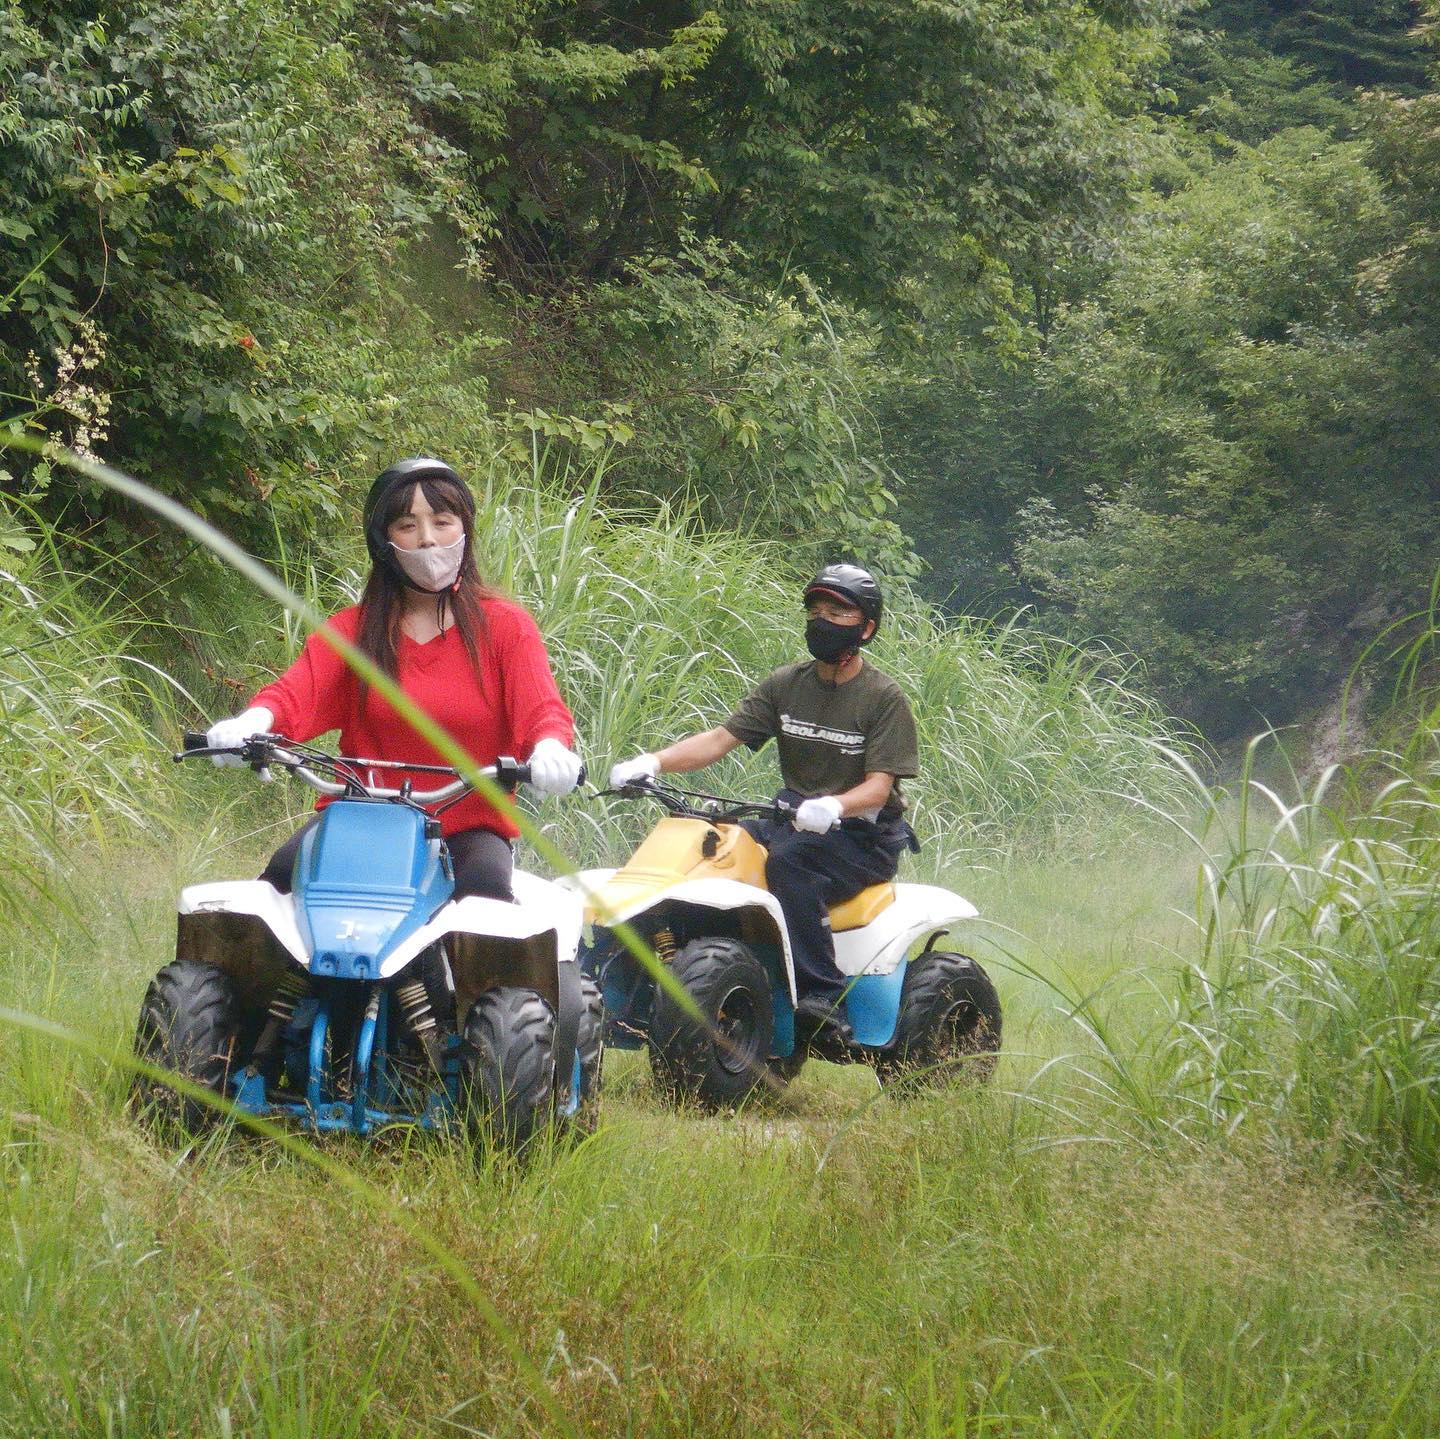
[
  {"left": 599, "top": 776, "right": 795, "bottom": 824},
  {"left": 177, "top": 732, "right": 574, "bottom": 805}
]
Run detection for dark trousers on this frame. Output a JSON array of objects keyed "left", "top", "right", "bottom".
[
  {"left": 261, "top": 817, "right": 514, "bottom": 902},
  {"left": 743, "top": 812, "right": 906, "bottom": 1004}
]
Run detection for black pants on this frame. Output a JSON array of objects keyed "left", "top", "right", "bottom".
[
  {"left": 261, "top": 817, "right": 515, "bottom": 902},
  {"left": 742, "top": 810, "right": 907, "bottom": 1004}
]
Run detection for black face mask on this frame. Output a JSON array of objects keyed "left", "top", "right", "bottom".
[{"left": 806, "top": 616, "right": 867, "bottom": 663}]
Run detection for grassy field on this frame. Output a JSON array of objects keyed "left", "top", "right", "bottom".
[
  {"left": 4, "top": 481, "right": 1438, "bottom": 1435},
  {"left": 4, "top": 809, "right": 1439, "bottom": 1439}
]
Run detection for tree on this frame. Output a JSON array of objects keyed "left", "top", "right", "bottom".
[
  {"left": 395, "top": 0, "right": 1175, "bottom": 319},
  {"left": 1, "top": 0, "right": 471, "bottom": 542}
]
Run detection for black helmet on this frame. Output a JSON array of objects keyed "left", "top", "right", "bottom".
[
  {"left": 363, "top": 457, "right": 469, "bottom": 566},
  {"left": 803, "top": 563, "right": 883, "bottom": 634}
]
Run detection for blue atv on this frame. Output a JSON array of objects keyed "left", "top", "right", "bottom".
[{"left": 133, "top": 732, "right": 601, "bottom": 1150}]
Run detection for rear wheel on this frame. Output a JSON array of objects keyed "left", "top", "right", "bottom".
[
  {"left": 460, "top": 987, "right": 557, "bottom": 1152},
  {"left": 650, "top": 938, "right": 773, "bottom": 1108},
  {"left": 133, "top": 959, "right": 243, "bottom": 1134},
  {"left": 876, "top": 951, "right": 1001, "bottom": 1091}
]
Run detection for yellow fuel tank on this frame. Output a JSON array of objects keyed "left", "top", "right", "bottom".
[{"left": 587, "top": 817, "right": 769, "bottom": 921}]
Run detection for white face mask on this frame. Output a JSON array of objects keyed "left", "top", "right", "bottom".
[{"left": 390, "top": 536, "right": 465, "bottom": 592}]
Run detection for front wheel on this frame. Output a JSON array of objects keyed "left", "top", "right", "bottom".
[
  {"left": 459, "top": 987, "right": 557, "bottom": 1152},
  {"left": 649, "top": 938, "right": 774, "bottom": 1108},
  {"left": 876, "top": 951, "right": 1001, "bottom": 1091},
  {"left": 133, "top": 959, "right": 243, "bottom": 1134}
]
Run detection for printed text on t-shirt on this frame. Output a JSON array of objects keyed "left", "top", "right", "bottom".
[{"left": 779, "top": 712, "right": 865, "bottom": 755}]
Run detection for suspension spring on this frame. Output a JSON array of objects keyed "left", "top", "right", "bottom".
[
  {"left": 397, "top": 977, "right": 446, "bottom": 1076},
  {"left": 396, "top": 979, "right": 437, "bottom": 1039},
  {"left": 246, "top": 971, "right": 312, "bottom": 1078},
  {"left": 266, "top": 971, "right": 311, "bottom": 1026},
  {"left": 653, "top": 927, "right": 679, "bottom": 963}
]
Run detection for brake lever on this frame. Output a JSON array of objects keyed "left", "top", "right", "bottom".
[
  {"left": 173, "top": 744, "right": 230, "bottom": 763},
  {"left": 595, "top": 780, "right": 660, "bottom": 799}
]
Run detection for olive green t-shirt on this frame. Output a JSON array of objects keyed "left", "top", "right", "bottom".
[{"left": 723, "top": 660, "right": 919, "bottom": 818}]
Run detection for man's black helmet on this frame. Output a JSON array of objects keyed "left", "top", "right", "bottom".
[
  {"left": 363, "top": 457, "right": 469, "bottom": 566},
  {"left": 803, "top": 563, "right": 883, "bottom": 631}
]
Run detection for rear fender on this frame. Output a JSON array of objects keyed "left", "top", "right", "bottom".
[
  {"left": 593, "top": 878, "right": 797, "bottom": 1005},
  {"left": 833, "top": 883, "right": 979, "bottom": 978}
]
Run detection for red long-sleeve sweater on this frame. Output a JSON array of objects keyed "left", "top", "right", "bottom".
[{"left": 250, "top": 599, "right": 574, "bottom": 839}]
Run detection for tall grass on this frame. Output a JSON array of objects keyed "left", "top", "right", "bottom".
[
  {"left": 0, "top": 513, "right": 189, "bottom": 913},
  {"left": 1038, "top": 714, "right": 1440, "bottom": 1188},
  {"left": 2, "top": 460, "right": 1439, "bottom": 1435},
  {"left": 5, "top": 846, "right": 1440, "bottom": 1438},
  {"left": 454, "top": 464, "right": 1195, "bottom": 874},
  {"left": 168, "top": 454, "right": 1193, "bottom": 874},
  {"left": 1152, "top": 736, "right": 1440, "bottom": 1183}
]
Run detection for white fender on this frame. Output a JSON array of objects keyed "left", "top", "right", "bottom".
[
  {"left": 583, "top": 877, "right": 798, "bottom": 1004},
  {"left": 378, "top": 868, "right": 583, "bottom": 978},
  {"left": 180, "top": 880, "right": 309, "bottom": 966},
  {"left": 553, "top": 868, "right": 619, "bottom": 903},
  {"left": 180, "top": 875, "right": 583, "bottom": 981},
  {"left": 833, "top": 883, "right": 979, "bottom": 978}
]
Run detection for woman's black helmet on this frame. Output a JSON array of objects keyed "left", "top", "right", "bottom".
[
  {"left": 362, "top": 457, "right": 469, "bottom": 566},
  {"left": 803, "top": 563, "right": 883, "bottom": 632}
]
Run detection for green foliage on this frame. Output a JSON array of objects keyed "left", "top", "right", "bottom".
[
  {"left": 1016, "top": 120, "right": 1440, "bottom": 733},
  {"left": 0, "top": 0, "right": 474, "bottom": 544},
  {"left": 901, "top": 91, "right": 1440, "bottom": 734},
  {"left": 583, "top": 242, "right": 914, "bottom": 574},
  {"left": 0, "top": 502, "right": 186, "bottom": 913},
  {"left": 1164, "top": 1, "right": 1432, "bottom": 144},
  {"left": 394, "top": 0, "right": 1175, "bottom": 317},
  {"left": 0, "top": 0, "right": 1191, "bottom": 705},
  {"left": 8, "top": 0, "right": 1433, "bottom": 745}
]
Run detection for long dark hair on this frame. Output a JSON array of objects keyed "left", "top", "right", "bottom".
[{"left": 357, "top": 473, "right": 500, "bottom": 695}]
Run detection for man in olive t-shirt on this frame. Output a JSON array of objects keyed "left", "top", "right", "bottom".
[{"left": 608, "top": 564, "right": 919, "bottom": 1043}]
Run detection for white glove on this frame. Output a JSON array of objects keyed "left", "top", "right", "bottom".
[
  {"left": 609, "top": 753, "right": 660, "bottom": 789},
  {"left": 794, "top": 796, "right": 844, "bottom": 833},
  {"left": 206, "top": 706, "right": 275, "bottom": 770},
  {"left": 527, "top": 737, "right": 584, "bottom": 796}
]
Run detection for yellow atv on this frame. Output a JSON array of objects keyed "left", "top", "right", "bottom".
[{"left": 569, "top": 779, "right": 1000, "bottom": 1107}]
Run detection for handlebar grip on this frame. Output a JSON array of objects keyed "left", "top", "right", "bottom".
[{"left": 182, "top": 731, "right": 210, "bottom": 752}]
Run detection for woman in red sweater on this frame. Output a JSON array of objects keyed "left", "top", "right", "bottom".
[{"left": 204, "top": 457, "right": 582, "bottom": 902}]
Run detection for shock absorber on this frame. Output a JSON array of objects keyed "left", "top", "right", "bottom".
[
  {"left": 245, "top": 970, "right": 311, "bottom": 1079},
  {"left": 396, "top": 976, "right": 447, "bottom": 1077},
  {"left": 653, "top": 927, "right": 679, "bottom": 964}
]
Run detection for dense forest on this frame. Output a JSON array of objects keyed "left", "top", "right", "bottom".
[{"left": 3, "top": 0, "right": 1438, "bottom": 736}]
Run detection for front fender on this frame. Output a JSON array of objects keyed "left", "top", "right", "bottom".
[
  {"left": 379, "top": 870, "right": 583, "bottom": 979},
  {"left": 592, "top": 878, "right": 797, "bottom": 1004},
  {"left": 180, "top": 881, "right": 309, "bottom": 965},
  {"left": 176, "top": 881, "right": 309, "bottom": 1007}
]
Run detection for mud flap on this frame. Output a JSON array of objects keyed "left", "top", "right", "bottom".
[{"left": 553, "top": 960, "right": 582, "bottom": 1103}]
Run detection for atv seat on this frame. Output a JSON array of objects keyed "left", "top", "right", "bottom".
[{"left": 829, "top": 883, "right": 896, "bottom": 932}]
